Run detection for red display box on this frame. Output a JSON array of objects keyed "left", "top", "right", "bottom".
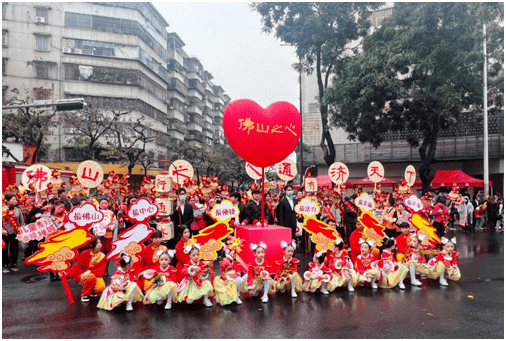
[{"left": 236, "top": 225, "right": 292, "bottom": 274}]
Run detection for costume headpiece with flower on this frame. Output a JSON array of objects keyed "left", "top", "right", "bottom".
[{"left": 250, "top": 242, "right": 267, "bottom": 251}]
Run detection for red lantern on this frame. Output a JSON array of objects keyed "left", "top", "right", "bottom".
[{"left": 223, "top": 99, "right": 301, "bottom": 168}]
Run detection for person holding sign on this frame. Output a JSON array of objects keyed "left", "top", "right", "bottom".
[
  {"left": 64, "top": 237, "right": 107, "bottom": 302},
  {"left": 2, "top": 194, "right": 25, "bottom": 273},
  {"left": 92, "top": 198, "right": 118, "bottom": 277}
]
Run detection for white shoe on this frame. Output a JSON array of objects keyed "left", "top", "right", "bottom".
[
  {"left": 203, "top": 299, "right": 213, "bottom": 307},
  {"left": 164, "top": 302, "right": 172, "bottom": 310},
  {"left": 279, "top": 287, "right": 286, "bottom": 293},
  {"left": 126, "top": 304, "right": 133, "bottom": 311},
  {"left": 411, "top": 279, "right": 422, "bottom": 286},
  {"left": 261, "top": 296, "right": 268, "bottom": 303},
  {"left": 321, "top": 287, "right": 329, "bottom": 295},
  {"left": 291, "top": 291, "right": 297, "bottom": 298},
  {"left": 235, "top": 297, "right": 243, "bottom": 305},
  {"left": 156, "top": 300, "right": 163, "bottom": 305},
  {"left": 186, "top": 299, "right": 194, "bottom": 304},
  {"left": 347, "top": 282, "right": 355, "bottom": 292},
  {"left": 440, "top": 278, "right": 449, "bottom": 286},
  {"left": 371, "top": 282, "right": 378, "bottom": 289},
  {"left": 399, "top": 281, "right": 405, "bottom": 290}
]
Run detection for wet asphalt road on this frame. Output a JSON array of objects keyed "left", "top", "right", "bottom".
[{"left": 2, "top": 230, "right": 504, "bottom": 339}]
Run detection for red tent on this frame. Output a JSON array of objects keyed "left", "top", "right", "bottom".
[
  {"left": 412, "top": 170, "right": 492, "bottom": 188},
  {"left": 351, "top": 176, "right": 397, "bottom": 188}
]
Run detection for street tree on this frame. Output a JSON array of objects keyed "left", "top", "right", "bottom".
[
  {"left": 251, "top": 2, "right": 381, "bottom": 166},
  {"left": 324, "top": 2, "right": 504, "bottom": 193},
  {"left": 2, "top": 87, "right": 56, "bottom": 163},
  {"left": 101, "top": 117, "right": 159, "bottom": 175},
  {"left": 60, "top": 107, "right": 129, "bottom": 160}
]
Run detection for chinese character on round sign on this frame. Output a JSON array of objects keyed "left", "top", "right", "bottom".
[
  {"left": 155, "top": 173, "right": 172, "bottom": 192},
  {"left": 154, "top": 197, "right": 173, "bottom": 216},
  {"left": 168, "top": 160, "right": 194, "bottom": 185},
  {"left": 77, "top": 160, "right": 104, "bottom": 188},
  {"left": 305, "top": 178, "right": 318, "bottom": 193},
  {"left": 367, "top": 161, "right": 384, "bottom": 183},
  {"left": 276, "top": 159, "right": 297, "bottom": 181},
  {"left": 22, "top": 165, "right": 52, "bottom": 192},
  {"left": 328, "top": 162, "right": 349, "bottom": 185},
  {"left": 245, "top": 162, "right": 263, "bottom": 180},
  {"left": 404, "top": 165, "right": 416, "bottom": 187}
]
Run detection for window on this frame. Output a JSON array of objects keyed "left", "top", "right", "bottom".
[
  {"left": 33, "top": 61, "right": 56, "bottom": 79},
  {"left": 35, "top": 35, "right": 50, "bottom": 51},
  {"left": 2, "top": 58, "right": 7, "bottom": 75},
  {"left": 35, "top": 6, "right": 49, "bottom": 24},
  {"left": 2, "top": 3, "right": 6, "bottom": 20},
  {"left": 2, "top": 30, "right": 7, "bottom": 46}
]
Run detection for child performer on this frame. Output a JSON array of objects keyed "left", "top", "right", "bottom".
[
  {"left": 402, "top": 234, "right": 429, "bottom": 286},
  {"left": 303, "top": 251, "right": 332, "bottom": 295},
  {"left": 246, "top": 242, "right": 276, "bottom": 303},
  {"left": 213, "top": 243, "right": 247, "bottom": 306},
  {"left": 64, "top": 237, "right": 107, "bottom": 302},
  {"left": 326, "top": 237, "right": 359, "bottom": 292},
  {"left": 136, "top": 230, "right": 168, "bottom": 291},
  {"left": 93, "top": 198, "right": 118, "bottom": 277},
  {"left": 175, "top": 225, "right": 191, "bottom": 283},
  {"left": 355, "top": 239, "right": 381, "bottom": 289},
  {"left": 141, "top": 250, "right": 178, "bottom": 310},
  {"left": 377, "top": 237, "right": 409, "bottom": 289},
  {"left": 176, "top": 245, "right": 214, "bottom": 307},
  {"left": 274, "top": 240, "right": 303, "bottom": 298},
  {"left": 97, "top": 254, "right": 144, "bottom": 311},
  {"left": 426, "top": 237, "right": 461, "bottom": 286}
]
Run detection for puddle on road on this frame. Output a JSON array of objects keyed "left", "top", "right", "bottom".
[{"left": 21, "top": 274, "right": 46, "bottom": 283}]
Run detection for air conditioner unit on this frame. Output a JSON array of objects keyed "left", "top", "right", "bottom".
[
  {"left": 63, "top": 47, "right": 71, "bottom": 53},
  {"left": 35, "top": 16, "right": 46, "bottom": 24},
  {"left": 74, "top": 49, "right": 82, "bottom": 54}
]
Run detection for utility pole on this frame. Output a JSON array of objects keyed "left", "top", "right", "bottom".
[
  {"left": 299, "top": 56, "right": 303, "bottom": 188},
  {"left": 483, "top": 24, "right": 489, "bottom": 198}
]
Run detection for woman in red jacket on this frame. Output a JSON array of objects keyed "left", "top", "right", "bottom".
[
  {"left": 174, "top": 225, "right": 191, "bottom": 283},
  {"left": 64, "top": 237, "right": 107, "bottom": 302}
]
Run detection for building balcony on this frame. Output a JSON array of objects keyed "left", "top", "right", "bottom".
[
  {"left": 168, "top": 78, "right": 188, "bottom": 95},
  {"left": 187, "top": 89, "right": 203, "bottom": 101},
  {"left": 188, "top": 122, "right": 203, "bottom": 133},
  {"left": 187, "top": 105, "right": 203, "bottom": 116},
  {"left": 168, "top": 108, "right": 185, "bottom": 122},
  {"left": 203, "top": 122, "right": 213, "bottom": 132},
  {"left": 185, "top": 132, "right": 205, "bottom": 143},
  {"left": 168, "top": 121, "right": 186, "bottom": 134},
  {"left": 188, "top": 79, "right": 206, "bottom": 95}
]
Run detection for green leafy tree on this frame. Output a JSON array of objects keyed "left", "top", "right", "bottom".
[
  {"left": 2, "top": 88, "right": 56, "bottom": 163},
  {"left": 251, "top": 2, "right": 381, "bottom": 166},
  {"left": 325, "top": 2, "right": 504, "bottom": 193}
]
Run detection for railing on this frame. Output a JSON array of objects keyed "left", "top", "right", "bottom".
[{"left": 305, "top": 134, "right": 504, "bottom": 165}]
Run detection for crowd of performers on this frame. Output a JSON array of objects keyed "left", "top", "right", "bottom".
[{"left": 2, "top": 170, "right": 502, "bottom": 311}]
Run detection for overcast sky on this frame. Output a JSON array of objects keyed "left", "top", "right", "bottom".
[{"left": 153, "top": 2, "right": 300, "bottom": 109}]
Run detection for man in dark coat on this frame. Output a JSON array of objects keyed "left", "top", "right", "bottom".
[
  {"left": 277, "top": 184, "right": 298, "bottom": 240},
  {"left": 171, "top": 188, "right": 194, "bottom": 229},
  {"left": 230, "top": 192, "right": 247, "bottom": 227},
  {"left": 245, "top": 189, "right": 272, "bottom": 225},
  {"left": 344, "top": 194, "right": 359, "bottom": 244}
]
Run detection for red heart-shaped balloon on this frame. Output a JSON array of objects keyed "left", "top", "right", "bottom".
[{"left": 223, "top": 99, "right": 301, "bottom": 168}]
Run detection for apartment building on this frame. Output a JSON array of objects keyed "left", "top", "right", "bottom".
[{"left": 2, "top": 2, "right": 228, "bottom": 163}]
